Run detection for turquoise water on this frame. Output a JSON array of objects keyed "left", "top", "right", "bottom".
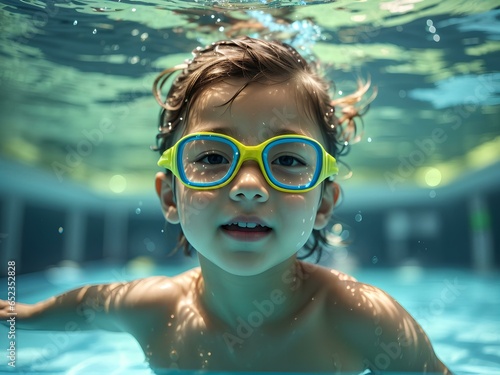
[
  {"left": 0, "top": 1, "right": 499, "bottom": 192},
  {"left": 1, "top": 264, "right": 499, "bottom": 374}
]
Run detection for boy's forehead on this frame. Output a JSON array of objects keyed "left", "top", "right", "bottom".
[{"left": 186, "top": 79, "right": 324, "bottom": 142}]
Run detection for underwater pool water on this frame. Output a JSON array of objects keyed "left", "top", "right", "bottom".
[
  {"left": 0, "top": 0, "right": 499, "bottom": 192},
  {"left": 0, "top": 263, "right": 499, "bottom": 374}
]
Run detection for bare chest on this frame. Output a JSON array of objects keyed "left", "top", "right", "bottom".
[{"left": 135, "top": 309, "right": 365, "bottom": 372}]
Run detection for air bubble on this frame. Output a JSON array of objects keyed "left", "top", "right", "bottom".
[
  {"left": 58, "top": 227, "right": 64, "bottom": 234},
  {"left": 135, "top": 208, "right": 141, "bottom": 214},
  {"left": 73, "top": 20, "right": 78, "bottom": 26},
  {"left": 355, "top": 213, "right": 363, "bottom": 222},
  {"left": 92, "top": 29, "right": 97, "bottom": 34},
  {"left": 372, "top": 256, "right": 378, "bottom": 264}
]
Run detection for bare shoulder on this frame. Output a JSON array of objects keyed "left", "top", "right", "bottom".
[
  {"left": 108, "top": 268, "right": 201, "bottom": 333},
  {"left": 309, "top": 265, "right": 450, "bottom": 373},
  {"left": 117, "top": 268, "right": 201, "bottom": 308}
]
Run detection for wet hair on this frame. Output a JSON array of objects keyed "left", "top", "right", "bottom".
[{"left": 152, "top": 36, "right": 373, "bottom": 262}]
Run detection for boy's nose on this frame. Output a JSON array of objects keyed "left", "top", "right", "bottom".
[{"left": 228, "top": 162, "right": 270, "bottom": 203}]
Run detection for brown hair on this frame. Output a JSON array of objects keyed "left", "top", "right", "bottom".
[{"left": 152, "top": 36, "right": 373, "bottom": 262}]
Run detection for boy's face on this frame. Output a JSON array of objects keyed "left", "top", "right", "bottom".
[{"left": 156, "top": 79, "right": 334, "bottom": 276}]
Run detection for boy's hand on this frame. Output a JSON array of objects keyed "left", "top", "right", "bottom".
[
  {"left": 0, "top": 299, "right": 36, "bottom": 322},
  {"left": 0, "top": 299, "right": 15, "bottom": 320}
]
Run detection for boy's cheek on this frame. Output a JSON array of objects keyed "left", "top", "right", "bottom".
[
  {"left": 280, "top": 194, "right": 319, "bottom": 234},
  {"left": 281, "top": 193, "right": 320, "bottom": 220},
  {"left": 177, "top": 189, "right": 217, "bottom": 225}
]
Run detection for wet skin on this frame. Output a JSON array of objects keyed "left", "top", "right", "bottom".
[{"left": 67, "top": 263, "right": 448, "bottom": 372}]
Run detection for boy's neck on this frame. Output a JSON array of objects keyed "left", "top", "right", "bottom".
[{"left": 197, "top": 254, "right": 305, "bottom": 328}]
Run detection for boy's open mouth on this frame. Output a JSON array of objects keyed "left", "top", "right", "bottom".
[
  {"left": 221, "top": 222, "right": 272, "bottom": 233},
  {"left": 220, "top": 217, "right": 272, "bottom": 241}
]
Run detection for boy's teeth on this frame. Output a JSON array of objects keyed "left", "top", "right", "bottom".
[{"left": 235, "top": 222, "right": 258, "bottom": 228}]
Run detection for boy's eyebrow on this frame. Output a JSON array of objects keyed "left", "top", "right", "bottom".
[
  {"left": 197, "top": 126, "right": 302, "bottom": 138},
  {"left": 271, "top": 129, "right": 303, "bottom": 136},
  {"left": 200, "top": 126, "right": 238, "bottom": 137}
]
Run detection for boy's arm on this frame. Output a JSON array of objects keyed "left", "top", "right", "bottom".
[
  {"left": 1, "top": 282, "right": 135, "bottom": 332},
  {"left": 358, "top": 286, "right": 453, "bottom": 374},
  {"left": 330, "top": 281, "right": 453, "bottom": 374}
]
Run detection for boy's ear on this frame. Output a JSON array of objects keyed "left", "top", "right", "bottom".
[
  {"left": 313, "top": 181, "right": 339, "bottom": 230},
  {"left": 155, "top": 172, "right": 180, "bottom": 224}
]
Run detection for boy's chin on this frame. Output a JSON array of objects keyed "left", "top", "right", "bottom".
[{"left": 199, "top": 252, "right": 294, "bottom": 277}]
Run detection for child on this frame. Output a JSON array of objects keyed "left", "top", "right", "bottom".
[{"left": 1, "top": 37, "right": 451, "bottom": 374}]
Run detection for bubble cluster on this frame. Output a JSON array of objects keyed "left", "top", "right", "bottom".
[
  {"left": 426, "top": 19, "right": 440, "bottom": 42},
  {"left": 246, "top": 10, "right": 324, "bottom": 61}
]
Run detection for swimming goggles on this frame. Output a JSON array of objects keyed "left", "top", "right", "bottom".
[{"left": 157, "top": 132, "right": 338, "bottom": 193}]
